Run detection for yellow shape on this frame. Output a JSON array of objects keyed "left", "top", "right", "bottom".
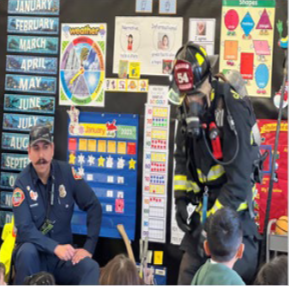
[
  {"left": 98, "top": 156, "right": 105, "bottom": 167},
  {"left": 88, "top": 140, "right": 97, "bottom": 152},
  {"left": 98, "top": 140, "right": 107, "bottom": 153},
  {"left": 128, "top": 158, "right": 136, "bottom": 170},
  {"left": 117, "top": 142, "right": 127, "bottom": 154},
  {"left": 79, "top": 139, "right": 87, "bottom": 151},
  {"left": 69, "top": 153, "right": 76, "bottom": 164},
  {"left": 108, "top": 141, "right": 116, "bottom": 153},
  {"left": 154, "top": 251, "right": 163, "bottom": 265}
]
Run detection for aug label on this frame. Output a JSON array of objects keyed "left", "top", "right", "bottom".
[
  {"left": 2, "top": 133, "right": 29, "bottom": 151},
  {"left": 6, "top": 55, "right": 57, "bottom": 74},
  {"left": 8, "top": 16, "right": 59, "bottom": 34},
  {"left": 5, "top": 74, "right": 56, "bottom": 94},
  {"left": 7, "top": 35, "right": 58, "bottom": 54},
  {"left": 3, "top": 113, "right": 54, "bottom": 132},
  {"left": 4, "top": 94, "right": 55, "bottom": 114},
  {"left": 8, "top": 0, "right": 60, "bottom": 15}
]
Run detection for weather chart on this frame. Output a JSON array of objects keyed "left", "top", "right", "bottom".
[
  {"left": 59, "top": 23, "right": 106, "bottom": 107},
  {"left": 220, "top": 0, "right": 275, "bottom": 97},
  {"left": 67, "top": 108, "right": 139, "bottom": 239}
]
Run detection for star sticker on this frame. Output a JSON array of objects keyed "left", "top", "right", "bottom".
[
  {"left": 128, "top": 158, "right": 136, "bottom": 170},
  {"left": 117, "top": 157, "right": 125, "bottom": 169},
  {"left": 69, "top": 153, "right": 76, "bottom": 165},
  {"left": 78, "top": 154, "right": 85, "bottom": 164},
  {"left": 106, "top": 156, "right": 114, "bottom": 168},
  {"left": 98, "top": 156, "right": 105, "bottom": 167},
  {"left": 78, "top": 166, "right": 85, "bottom": 176},
  {"left": 88, "top": 155, "right": 95, "bottom": 166}
]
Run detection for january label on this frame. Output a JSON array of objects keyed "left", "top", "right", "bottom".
[
  {"left": 8, "top": 0, "right": 60, "bottom": 15},
  {"left": 5, "top": 74, "right": 56, "bottom": 94},
  {"left": 1, "top": 153, "right": 30, "bottom": 171},
  {"left": 0, "top": 211, "right": 13, "bottom": 227},
  {"left": 3, "top": 113, "right": 54, "bottom": 132},
  {"left": 0, "top": 172, "right": 18, "bottom": 190},
  {"left": 6, "top": 55, "right": 58, "bottom": 74},
  {"left": 0, "top": 192, "right": 13, "bottom": 209},
  {"left": 7, "top": 35, "right": 58, "bottom": 54},
  {"left": 2, "top": 133, "right": 29, "bottom": 151},
  {"left": 4, "top": 94, "right": 55, "bottom": 114},
  {"left": 8, "top": 16, "right": 59, "bottom": 34}
]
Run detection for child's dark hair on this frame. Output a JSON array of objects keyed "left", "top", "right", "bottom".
[
  {"left": 207, "top": 207, "right": 243, "bottom": 262},
  {"left": 23, "top": 272, "right": 55, "bottom": 285},
  {"left": 0, "top": 262, "right": 5, "bottom": 277},
  {"left": 254, "top": 255, "right": 287, "bottom": 285}
]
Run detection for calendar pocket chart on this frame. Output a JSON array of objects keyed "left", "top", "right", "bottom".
[
  {"left": 2, "top": 132, "right": 29, "bottom": 151},
  {"left": 0, "top": 172, "right": 18, "bottom": 190},
  {"left": 0, "top": 192, "right": 13, "bottom": 209},
  {"left": 1, "top": 153, "right": 30, "bottom": 171}
]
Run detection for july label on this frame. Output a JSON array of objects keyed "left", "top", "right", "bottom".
[
  {"left": 8, "top": 0, "right": 60, "bottom": 15},
  {"left": 6, "top": 55, "right": 58, "bottom": 74},
  {"left": 7, "top": 35, "right": 58, "bottom": 54},
  {"left": 8, "top": 16, "right": 59, "bottom": 34},
  {"left": 1, "top": 153, "right": 30, "bottom": 171},
  {"left": 5, "top": 74, "right": 56, "bottom": 94},
  {"left": 0, "top": 172, "right": 18, "bottom": 190},
  {"left": 2, "top": 133, "right": 29, "bottom": 151},
  {"left": 3, "top": 113, "right": 54, "bottom": 132},
  {"left": 4, "top": 94, "right": 55, "bottom": 114}
]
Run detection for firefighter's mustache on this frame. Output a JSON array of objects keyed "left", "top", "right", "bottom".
[{"left": 36, "top": 159, "right": 48, "bottom": 165}]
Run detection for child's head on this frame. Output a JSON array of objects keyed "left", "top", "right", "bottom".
[
  {"left": 128, "top": 34, "right": 133, "bottom": 44},
  {"left": 204, "top": 207, "right": 244, "bottom": 263},
  {"left": 99, "top": 254, "right": 142, "bottom": 285},
  {"left": 0, "top": 263, "right": 6, "bottom": 285},
  {"left": 254, "top": 255, "right": 288, "bottom": 285}
]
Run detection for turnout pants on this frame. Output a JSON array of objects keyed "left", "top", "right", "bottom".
[{"left": 14, "top": 243, "right": 100, "bottom": 285}]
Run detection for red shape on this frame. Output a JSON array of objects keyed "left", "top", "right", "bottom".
[
  {"left": 240, "top": 53, "right": 254, "bottom": 80},
  {"left": 225, "top": 9, "right": 239, "bottom": 31},
  {"left": 115, "top": 198, "right": 124, "bottom": 213},
  {"left": 106, "top": 120, "right": 117, "bottom": 131},
  {"left": 68, "top": 138, "right": 77, "bottom": 151},
  {"left": 127, "top": 142, "right": 136, "bottom": 155}
]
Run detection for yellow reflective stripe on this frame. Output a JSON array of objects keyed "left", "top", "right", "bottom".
[
  {"left": 196, "top": 53, "right": 205, "bottom": 66},
  {"left": 197, "top": 165, "right": 225, "bottom": 183},
  {"left": 174, "top": 175, "right": 187, "bottom": 181},
  {"left": 237, "top": 202, "right": 248, "bottom": 211},
  {"left": 174, "top": 185, "right": 187, "bottom": 191},
  {"left": 200, "top": 46, "right": 207, "bottom": 56},
  {"left": 186, "top": 181, "right": 201, "bottom": 193},
  {"left": 252, "top": 184, "right": 257, "bottom": 199}
]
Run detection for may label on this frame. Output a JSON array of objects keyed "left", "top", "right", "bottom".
[
  {"left": 7, "top": 35, "right": 58, "bottom": 54},
  {"left": 8, "top": 0, "right": 60, "bottom": 15},
  {"left": 0, "top": 192, "right": 13, "bottom": 209},
  {"left": 1, "top": 153, "right": 30, "bottom": 171},
  {"left": 5, "top": 74, "right": 56, "bottom": 94},
  {"left": 2, "top": 133, "right": 29, "bottom": 151},
  {"left": 0, "top": 172, "right": 18, "bottom": 190},
  {"left": 3, "top": 113, "right": 54, "bottom": 132},
  {"left": 6, "top": 55, "right": 58, "bottom": 74},
  {"left": 8, "top": 16, "right": 59, "bottom": 34},
  {"left": 4, "top": 94, "right": 55, "bottom": 114}
]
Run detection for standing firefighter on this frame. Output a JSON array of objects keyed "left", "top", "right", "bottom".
[{"left": 168, "top": 42, "right": 262, "bottom": 285}]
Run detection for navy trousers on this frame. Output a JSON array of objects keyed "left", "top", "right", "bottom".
[{"left": 14, "top": 243, "right": 100, "bottom": 285}]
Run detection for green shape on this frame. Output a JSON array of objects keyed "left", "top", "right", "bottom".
[
  {"left": 117, "top": 126, "right": 137, "bottom": 140},
  {"left": 62, "top": 41, "right": 69, "bottom": 53},
  {"left": 60, "top": 89, "right": 67, "bottom": 101},
  {"left": 98, "top": 41, "right": 105, "bottom": 53}
]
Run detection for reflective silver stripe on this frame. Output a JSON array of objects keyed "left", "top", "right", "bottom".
[
  {"left": 197, "top": 165, "right": 225, "bottom": 183},
  {"left": 174, "top": 180, "right": 187, "bottom": 187},
  {"left": 186, "top": 181, "right": 201, "bottom": 193}
]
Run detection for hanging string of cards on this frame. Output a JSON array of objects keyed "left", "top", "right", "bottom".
[
  {"left": 141, "top": 86, "right": 170, "bottom": 243},
  {"left": 0, "top": 0, "right": 60, "bottom": 227},
  {"left": 67, "top": 109, "right": 139, "bottom": 240}
]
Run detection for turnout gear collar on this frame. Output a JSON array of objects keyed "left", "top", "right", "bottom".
[{"left": 168, "top": 41, "right": 218, "bottom": 105}]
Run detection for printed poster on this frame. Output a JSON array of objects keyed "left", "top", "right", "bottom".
[
  {"left": 67, "top": 112, "right": 139, "bottom": 240},
  {"left": 59, "top": 23, "right": 106, "bottom": 107},
  {"left": 113, "top": 17, "right": 183, "bottom": 76},
  {"left": 220, "top": 0, "right": 275, "bottom": 97}
]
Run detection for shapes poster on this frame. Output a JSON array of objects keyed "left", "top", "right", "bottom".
[
  {"left": 67, "top": 112, "right": 139, "bottom": 240},
  {"left": 113, "top": 17, "right": 183, "bottom": 76},
  {"left": 220, "top": 0, "right": 275, "bottom": 97},
  {"left": 59, "top": 23, "right": 106, "bottom": 107}
]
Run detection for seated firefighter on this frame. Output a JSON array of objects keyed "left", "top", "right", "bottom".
[
  {"left": 167, "top": 42, "right": 262, "bottom": 284},
  {"left": 12, "top": 125, "right": 102, "bottom": 285}
]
